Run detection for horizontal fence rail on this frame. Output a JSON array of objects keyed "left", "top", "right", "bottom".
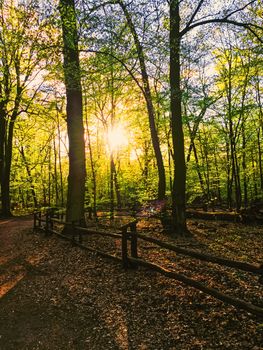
[{"left": 33, "top": 208, "right": 263, "bottom": 318}]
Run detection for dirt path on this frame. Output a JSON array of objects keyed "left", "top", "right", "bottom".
[
  {"left": 0, "top": 216, "right": 34, "bottom": 298},
  {"left": 0, "top": 217, "right": 263, "bottom": 349}
]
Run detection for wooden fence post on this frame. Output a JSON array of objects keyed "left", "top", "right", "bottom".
[{"left": 121, "top": 227, "right": 129, "bottom": 268}]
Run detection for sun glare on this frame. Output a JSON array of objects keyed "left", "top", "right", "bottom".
[{"left": 107, "top": 124, "right": 128, "bottom": 152}]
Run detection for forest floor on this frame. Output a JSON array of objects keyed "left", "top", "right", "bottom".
[{"left": 0, "top": 215, "right": 263, "bottom": 350}]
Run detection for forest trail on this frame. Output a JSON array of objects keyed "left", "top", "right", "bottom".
[
  {"left": 0, "top": 216, "right": 34, "bottom": 298},
  {"left": 0, "top": 217, "right": 262, "bottom": 349}
]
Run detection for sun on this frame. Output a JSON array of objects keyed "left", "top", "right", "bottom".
[{"left": 107, "top": 124, "right": 128, "bottom": 152}]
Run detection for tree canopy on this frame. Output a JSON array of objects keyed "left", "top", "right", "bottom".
[{"left": 0, "top": 0, "right": 262, "bottom": 235}]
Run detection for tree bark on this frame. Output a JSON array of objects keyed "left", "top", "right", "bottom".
[
  {"left": 59, "top": 0, "right": 86, "bottom": 224},
  {"left": 170, "top": 0, "right": 188, "bottom": 234},
  {"left": 1, "top": 83, "right": 21, "bottom": 217},
  {"left": 1, "top": 120, "right": 14, "bottom": 216}
]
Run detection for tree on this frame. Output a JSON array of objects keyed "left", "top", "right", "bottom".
[
  {"left": 116, "top": 0, "right": 166, "bottom": 200},
  {"left": 169, "top": 0, "right": 263, "bottom": 234},
  {"left": 170, "top": 0, "right": 187, "bottom": 234},
  {"left": 59, "top": 0, "right": 86, "bottom": 224},
  {"left": 81, "top": 0, "right": 167, "bottom": 200},
  {"left": 0, "top": 1, "right": 49, "bottom": 216}
]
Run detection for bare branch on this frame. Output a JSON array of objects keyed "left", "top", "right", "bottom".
[
  {"left": 223, "top": 0, "right": 257, "bottom": 20},
  {"left": 180, "top": 0, "right": 262, "bottom": 43},
  {"left": 184, "top": 0, "right": 205, "bottom": 31},
  {"left": 80, "top": 49, "right": 145, "bottom": 95},
  {"left": 181, "top": 18, "right": 263, "bottom": 43}
]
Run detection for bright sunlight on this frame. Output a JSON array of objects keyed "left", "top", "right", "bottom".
[{"left": 107, "top": 124, "right": 129, "bottom": 152}]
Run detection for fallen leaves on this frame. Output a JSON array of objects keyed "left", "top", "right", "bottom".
[{"left": 0, "top": 216, "right": 263, "bottom": 349}]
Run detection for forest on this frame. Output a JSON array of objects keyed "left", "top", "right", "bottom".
[
  {"left": 0, "top": 0, "right": 262, "bottom": 234},
  {"left": 0, "top": 1, "right": 263, "bottom": 348}
]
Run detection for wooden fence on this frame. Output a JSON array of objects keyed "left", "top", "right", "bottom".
[{"left": 33, "top": 208, "right": 263, "bottom": 318}]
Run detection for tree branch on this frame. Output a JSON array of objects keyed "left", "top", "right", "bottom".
[
  {"left": 181, "top": 18, "right": 263, "bottom": 43},
  {"left": 80, "top": 49, "right": 145, "bottom": 95},
  {"left": 184, "top": 0, "right": 205, "bottom": 31},
  {"left": 222, "top": 0, "right": 257, "bottom": 20}
]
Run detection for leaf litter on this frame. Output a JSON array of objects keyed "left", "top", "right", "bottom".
[{"left": 0, "top": 216, "right": 262, "bottom": 349}]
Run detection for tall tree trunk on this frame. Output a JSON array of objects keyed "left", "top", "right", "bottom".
[
  {"left": 0, "top": 100, "right": 6, "bottom": 214},
  {"left": 48, "top": 145, "right": 51, "bottom": 207},
  {"left": 170, "top": 0, "right": 188, "bottom": 235},
  {"left": 1, "top": 120, "right": 14, "bottom": 216},
  {"left": 255, "top": 74, "right": 263, "bottom": 190},
  {"left": 1, "top": 80, "right": 21, "bottom": 217},
  {"left": 0, "top": 59, "right": 21, "bottom": 216},
  {"left": 59, "top": 0, "right": 86, "bottom": 224}
]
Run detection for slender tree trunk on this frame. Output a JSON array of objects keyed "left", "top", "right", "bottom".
[
  {"left": 110, "top": 153, "right": 114, "bottom": 220},
  {"left": 109, "top": 55, "right": 116, "bottom": 220},
  {"left": 59, "top": 0, "right": 86, "bottom": 224},
  {"left": 84, "top": 105, "right": 97, "bottom": 218},
  {"left": 53, "top": 137, "right": 59, "bottom": 206},
  {"left": 48, "top": 145, "right": 51, "bottom": 207},
  {"left": 239, "top": 79, "right": 248, "bottom": 208},
  {"left": 167, "top": 143, "right": 173, "bottom": 194},
  {"left": 56, "top": 109, "right": 64, "bottom": 207},
  {"left": 213, "top": 145, "right": 222, "bottom": 203},
  {"left": 118, "top": 0, "right": 166, "bottom": 200},
  {"left": 112, "top": 159, "right": 121, "bottom": 209},
  {"left": 193, "top": 138, "right": 206, "bottom": 198},
  {"left": 257, "top": 129, "right": 263, "bottom": 191},
  {"left": 242, "top": 123, "right": 248, "bottom": 208},
  {"left": 186, "top": 121, "right": 206, "bottom": 197},
  {"left": 255, "top": 71, "right": 263, "bottom": 190},
  {"left": 229, "top": 115, "right": 241, "bottom": 210},
  {"left": 19, "top": 146, "right": 38, "bottom": 208},
  {"left": 170, "top": 0, "right": 188, "bottom": 235},
  {"left": 251, "top": 150, "right": 258, "bottom": 200},
  {"left": 226, "top": 140, "right": 233, "bottom": 209},
  {"left": 198, "top": 131, "right": 210, "bottom": 206},
  {"left": 256, "top": 82, "right": 263, "bottom": 191},
  {"left": 234, "top": 150, "right": 242, "bottom": 210}
]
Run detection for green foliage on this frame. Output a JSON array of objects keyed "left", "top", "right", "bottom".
[{"left": 1, "top": 0, "right": 262, "bottom": 213}]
